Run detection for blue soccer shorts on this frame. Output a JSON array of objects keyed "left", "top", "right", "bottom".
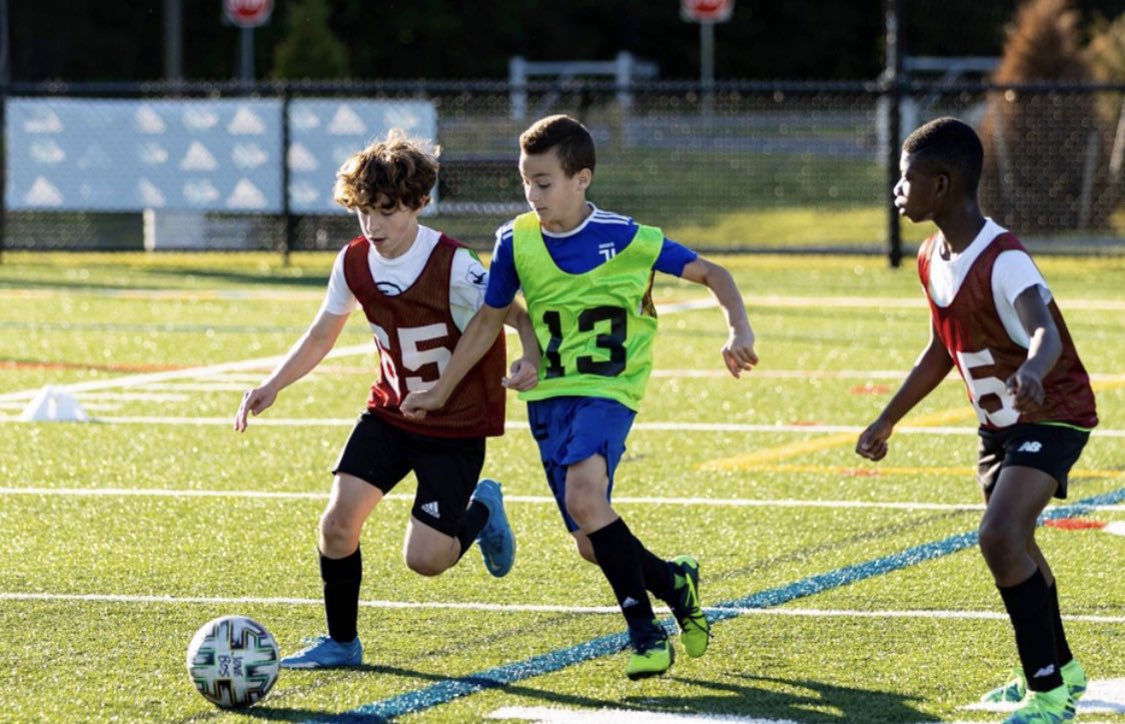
[{"left": 526, "top": 396, "right": 637, "bottom": 532}]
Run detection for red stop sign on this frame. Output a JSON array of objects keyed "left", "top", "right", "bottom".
[
  {"left": 681, "top": 0, "right": 734, "bottom": 22},
  {"left": 224, "top": 0, "right": 274, "bottom": 28}
]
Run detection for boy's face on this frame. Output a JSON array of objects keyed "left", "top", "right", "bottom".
[
  {"left": 518, "top": 147, "right": 591, "bottom": 232},
  {"left": 893, "top": 151, "right": 946, "bottom": 223},
  {"left": 355, "top": 195, "right": 424, "bottom": 259}
]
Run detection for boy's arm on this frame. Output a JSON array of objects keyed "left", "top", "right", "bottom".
[
  {"left": 855, "top": 323, "right": 953, "bottom": 461},
  {"left": 400, "top": 303, "right": 511, "bottom": 418},
  {"left": 502, "top": 300, "right": 541, "bottom": 391},
  {"left": 234, "top": 309, "right": 350, "bottom": 431},
  {"left": 1007, "top": 284, "right": 1061, "bottom": 413},
  {"left": 679, "top": 257, "right": 759, "bottom": 378}
]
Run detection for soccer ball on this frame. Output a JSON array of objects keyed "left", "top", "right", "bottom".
[{"left": 186, "top": 615, "right": 280, "bottom": 709}]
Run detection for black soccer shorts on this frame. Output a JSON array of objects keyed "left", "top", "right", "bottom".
[
  {"left": 333, "top": 412, "right": 486, "bottom": 537},
  {"left": 976, "top": 422, "right": 1090, "bottom": 500}
]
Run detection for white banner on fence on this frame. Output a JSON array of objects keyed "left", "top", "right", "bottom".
[{"left": 5, "top": 97, "right": 436, "bottom": 215}]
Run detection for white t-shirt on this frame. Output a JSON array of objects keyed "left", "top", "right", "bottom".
[
  {"left": 319, "top": 225, "right": 488, "bottom": 331},
  {"left": 927, "top": 218, "right": 1051, "bottom": 347}
]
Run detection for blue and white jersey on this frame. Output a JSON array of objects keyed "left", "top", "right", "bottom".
[{"left": 484, "top": 203, "right": 699, "bottom": 308}]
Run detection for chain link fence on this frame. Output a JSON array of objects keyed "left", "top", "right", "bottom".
[{"left": 3, "top": 79, "right": 1123, "bottom": 257}]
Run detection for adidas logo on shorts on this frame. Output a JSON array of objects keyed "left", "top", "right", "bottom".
[{"left": 420, "top": 501, "right": 440, "bottom": 519}]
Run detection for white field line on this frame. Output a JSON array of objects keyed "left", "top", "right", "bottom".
[
  {"left": 738, "top": 294, "right": 1125, "bottom": 311},
  {"left": 11, "top": 287, "right": 1125, "bottom": 311},
  {"left": 0, "top": 343, "right": 375, "bottom": 403},
  {"left": 136, "top": 382, "right": 251, "bottom": 391},
  {"left": 652, "top": 369, "right": 1125, "bottom": 382},
  {"left": 59, "top": 392, "right": 191, "bottom": 401},
  {"left": 488, "top": 706, "right": 801, "bottom": 724},
  {"left": 3, "top": 487, "right": 1124, "bottom": 514},
  {"left": 1, "top": 591, "right": 1122, "bottom": 624},
  {"left": 8, "top": 414, "right": 1125, "bottom": 440}
]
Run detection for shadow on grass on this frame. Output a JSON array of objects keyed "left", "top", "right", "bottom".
[
  {"left": 639, "top": 672, "right": 931, "bottom": 723},
  {"left": 180, "top": 664, "right": 934, "bottom": 723},
  {"left": 194, "top": 661, "right": 643, "bottom": 723}
]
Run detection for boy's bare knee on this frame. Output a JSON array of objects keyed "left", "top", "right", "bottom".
[
  {"left": 404, "top": 550, "right": 450, "bottom": 577},
  {"left": 318, "top": 511, "right": 360, "bottom": 557},
  {"left": 564, "top": 486, "right": 601, "bottom": 525},
  {"left": 978, "top": 520, "right": 1022, "bottom": 564}
]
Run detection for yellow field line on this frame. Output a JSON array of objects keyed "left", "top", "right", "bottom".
[
  {"left": 699, "top": 378, "right": 1125, "bottom": 471},
  {"left": 698, "top": 407, "right": 974, "bottom": 470},
  {"left": 712, "top": 463, "right": 1125, "bottom": 479}
]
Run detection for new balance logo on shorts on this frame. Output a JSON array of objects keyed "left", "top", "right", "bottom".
[
  {"left": 1017, "top": 441, "right": 1043, "bottom": 453},
  {"left": 420, "top": 501, "right": 440, "bottom": 519}
]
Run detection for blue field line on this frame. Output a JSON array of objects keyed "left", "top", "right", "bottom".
[{"left": 308, "top": 486, "right": 1125, "bottom": 724}]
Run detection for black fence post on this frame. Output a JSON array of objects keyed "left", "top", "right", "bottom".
[
  {"left": 884, "top": 0, "right": 903, "bottom": 268},
  {"left": 0, "top": 83, "right": 6, "bottom": 266},
  {"left": 280, "top": 85, "right": 292, "bottom": 266}
]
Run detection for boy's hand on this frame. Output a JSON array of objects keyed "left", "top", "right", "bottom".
[
  {"left": 855, "top": 418, "right": 893, "bottom": 461},
  {"left": 722, "top": 328, "right": 759, "bottom": 378},
  {"left": 503, "top": 357, "right": 539, "bottom": 391},
  {"left": 1006, "top": 366, "right": 1045, "bottom": 413},
  {"left": 400, "top": 389, "right": 444, "bottom": 420},
  {"left": 234, "top": 384, "right": 277, "bottom": 432}
]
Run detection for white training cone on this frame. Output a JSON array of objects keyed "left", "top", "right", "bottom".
[{"left": 19, "top": 385, "right": 89, "bottom": 422}]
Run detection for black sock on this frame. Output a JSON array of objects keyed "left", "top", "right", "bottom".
[
  {"left": 1048, "top": 581, "right": 1074, "bottom": 667},
  {"left": 998, "top": 568, "right": 1063, "bottom": 692},
  {"left": 454, "top": 499, "right": 490, "bottom": 561},
  {"left": 320, "top": 547, "right": 362, "bottom": 643},
  {"left": 586, "top": 518, "right": 655, "bottom": 630},
  {"left": 639, "top": 547, "right": 676, "bottom": 602}
]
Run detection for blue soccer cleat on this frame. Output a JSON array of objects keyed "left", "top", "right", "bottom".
[
  {"left": 280, "top": 634, "right": 363, "bottom": 669},
  {"left": 470, "top": 479, "right": 516, "bottom": 577}
]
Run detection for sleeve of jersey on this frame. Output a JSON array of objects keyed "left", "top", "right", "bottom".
[
  {"left": 654, "top": 238, "right": 700, "bottom": 276},
  {"left": 318, "top": 247, "right": 358, "bottom": 316},
  {"left": 483, "top": 231, "right": 521, "bottom": 308},
  {"left": 993, "top": 250, "right": 1052, "bottom": 308},
  {"left": 449, "top": 248, "right": 489, "bottom": 331}
]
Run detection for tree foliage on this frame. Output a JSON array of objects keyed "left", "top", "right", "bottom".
[
  {"left": 5, "top": 0, "right": 1124, "bottom": 83},
  {"left": 979, "top": 0, "right": 1116, "bottom": 233},
  {"left": 270, "top": 0, "right": 350, "bottom": 80}
]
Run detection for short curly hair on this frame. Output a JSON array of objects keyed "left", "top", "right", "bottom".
[{"left": 333, "top": 129, "right": 439, "bottom": 211}]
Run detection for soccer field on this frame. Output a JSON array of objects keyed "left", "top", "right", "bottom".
[{"left": 0, "top": 251, "right": 1122, "bottom": 723}]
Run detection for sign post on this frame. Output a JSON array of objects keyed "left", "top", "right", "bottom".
[
  {"left": 222, "top": 0, "right": 274, "bottom": 83},
  {"left": 680, "top": 0, "right": 734, "bottom": 123}
]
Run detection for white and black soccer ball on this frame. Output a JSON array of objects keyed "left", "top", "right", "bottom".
[{"left": 186, "top": 615, "right": 280, "bottom": 709}]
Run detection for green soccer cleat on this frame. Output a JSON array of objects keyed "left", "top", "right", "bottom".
[
  {"left": 1001, "top": 685, "right": 1075, "bottom": 724},
  {"left": 669, "top": 555, "right": 711, "bottom": 658},
  {"left": 981, "top": 660, "right": 1087, "bottom": 704},
  {"left": 625, "top": 621, "right": 674, "bottom": 680},
  {"left": 1061, "top": 659, "right": 1087, "bottom": 702},
  {"left": 982, "top": 668, "right": 1027, "bottom": 704}
]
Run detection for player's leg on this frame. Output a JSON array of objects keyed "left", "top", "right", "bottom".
[
  {"left": 530, "top": 397, "right": 675, "bottom": 678},
  {"left": 979, "top": 425, "right": 1089, "bottom": 712},
  {"left": 282, "top": 414, "right": 410, "bottom": 669},
  {"left": 566, "top": 454, "right": 672, "bottom": 679},
  {"left": 981, "top": 466, "right": 1073, "bottom": 722},
  {"left": 281, "top": 472, "right": 382, "bottom": 669},
  {"left": 564, "top": 398, "right": 710, "bottom": 659},
  {"left": 402, "top": 432, "right": 513, "bottom": 577},
  {"left": 1028, "top": 532, "right": 1087, "bottom": 703}
]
